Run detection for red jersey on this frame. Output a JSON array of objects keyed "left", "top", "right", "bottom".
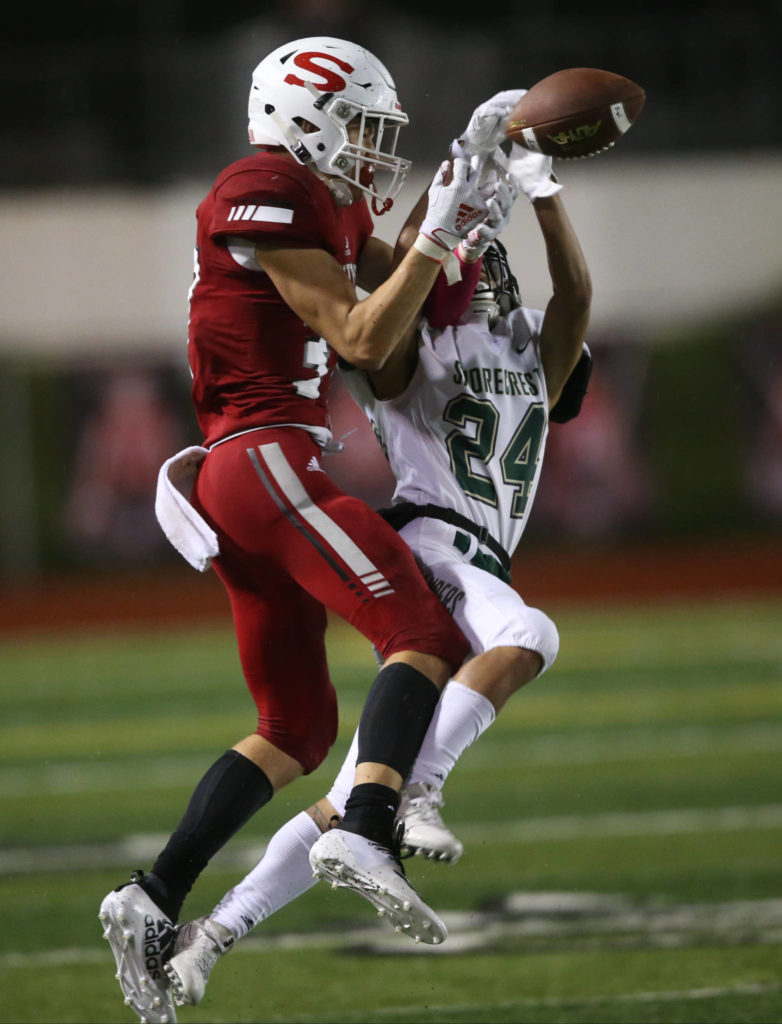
[{"left": 188, "top": 151, "right": 374, "bottom": 446}]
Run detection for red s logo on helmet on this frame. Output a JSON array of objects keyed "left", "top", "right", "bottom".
[{"left": 284, "top": 52, "right": 355, "bottom": 92}]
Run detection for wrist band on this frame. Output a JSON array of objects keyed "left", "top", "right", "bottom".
[
  {"left": 413, "top": 233, "right": 448, "bottom": 263},
  {"left": 456, "top": 240, "right": 486, "bottom": 264}
]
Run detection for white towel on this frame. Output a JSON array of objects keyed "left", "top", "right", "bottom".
[{"left": 155, "top": 446, "right": 220, "bottom": 572}]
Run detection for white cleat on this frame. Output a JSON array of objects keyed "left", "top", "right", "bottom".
[
  {"left": 99, "top": 878, "right": 177, "bottom": 1024},
  {"left": 309, "top": 828, "right": 447, "bottom": 945},
  {"left": 397, "top": 783, "right": 464, "bottom": 863},
  {"left": 164, "top": 916, "right": 235, "bottom": 1007}
]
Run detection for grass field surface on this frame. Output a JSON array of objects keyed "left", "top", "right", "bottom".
[{"left": 1, "top": 595, "right": 781, "bottom": 1023}]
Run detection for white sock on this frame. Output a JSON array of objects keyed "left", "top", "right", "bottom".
[
  {"left": 211, "top": 810, "right": 320, "bottom": 939},
  {"left": 408, "top": 680, "right": 496, "bottom": 789}
]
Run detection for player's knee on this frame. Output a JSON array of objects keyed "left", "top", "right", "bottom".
[
  {"left": 381, "top": 608, "right": 470, "bottom": 676},
  {"left": 299, "top": 726, "right": 338, "bottom": 775},
  {"left": 254, "top": 699, "right": 338, "bottom": 776},
  {"left": 524, "top": 607, "right": 560, "bottom": 675},
  {"left": 498, "top": 647, "right": 543, "bottom": 692}
]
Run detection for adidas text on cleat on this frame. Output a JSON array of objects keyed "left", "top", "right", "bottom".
[
  {"left": 398, "top": 782, "right": 464, "bottom": 863},
  {"left": 99, "top": 875, "right": 177, "bottom": 1024},
  {"left": 164, "top": 916, "right": 235, "bottom": 1007},
  {"left": 308, "top": 828, "right": 447, "bottom": 945}
]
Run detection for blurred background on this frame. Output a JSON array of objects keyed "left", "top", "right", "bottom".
[
  {"left": 3, "top": 11, "right": 782, "bottom": 1020},
  {"left": 1, "top": 0, "right": 782, "bottom": 610}
]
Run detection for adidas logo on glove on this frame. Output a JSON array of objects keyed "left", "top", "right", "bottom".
[{"left": 455, "top": 203, "right": 482, "bottom": 232}]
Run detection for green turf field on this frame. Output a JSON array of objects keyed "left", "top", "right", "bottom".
[{"left": 1, "top": 595, "right": 781, "bottom": 1023}]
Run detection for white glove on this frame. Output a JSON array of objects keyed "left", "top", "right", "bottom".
[
  {"left": 506, "top": 142, "right": 563, "bottom": 203},
  {"left": 459, "top": 173, "right": 519, "bottom": 262},
  {"left": 459, "top": 89, "right": 528, "bottom": 154},
  {"left": 416, "top": 157, "right": 488, "bottom": 258}
]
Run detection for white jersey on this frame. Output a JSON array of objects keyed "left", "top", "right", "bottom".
[{"left": 342, "top": 307, "right": 550, "bottom": 559}]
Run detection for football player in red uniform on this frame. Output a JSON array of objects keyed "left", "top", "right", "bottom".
[{"left": 100, "top": 36, "right": 507, "bottom": 1024}]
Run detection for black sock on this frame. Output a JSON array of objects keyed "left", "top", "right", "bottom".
[
  {"left": 339, "top": 782, "right": 400, "bottom": 847},
  {"left": 141, "top": 749, "right": 273, "bottom": 921},
  {"left": 338, "top": 664, "right": 440, "bottom": 849},
  {"left": 356, "top": 662, "right": 440, "bottom": 778}
]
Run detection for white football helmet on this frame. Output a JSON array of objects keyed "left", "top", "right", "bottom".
[{"left": 248, "top": 37, "right": 411, "bottom": 214}]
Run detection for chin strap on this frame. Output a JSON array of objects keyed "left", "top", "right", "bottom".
[{"left": 372, "top": 194, "right": 393, "bottom": 216}]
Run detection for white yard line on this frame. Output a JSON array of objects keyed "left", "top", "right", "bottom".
[
  {"left": 2, "top": 803, "right": 782, "bottom": 875},
  {"left": 458, "top": 802, "right": 782, "bottom": 843},
  {"left": 3, "top": 892, "right": 782, "bottom": 969},
  {"left": 355, "top": 892, "right": 782, "bottom": 956}
]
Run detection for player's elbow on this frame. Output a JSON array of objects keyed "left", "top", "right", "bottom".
[
  {"left": 348, "top": 351, "right": 386, "bottom": 372},
  {"left": 338, "top": 341, "right": 386, "bottom": 372},
  {"left": 565, "top": 272, "right": 593, "bottom": 314},
  {"left": 577, "top": 276, "right": 593, "bottom": 312},
  {"left": 333, "top": 316, "right": 417, "bottom": 373},
  {"left": 549, "top": 286, "right": 592, "bottom": 333},
  {"left": 338, "top": 327, "right": 414, "bottom": 373},
  {"left": 578, "top": 264, "right": 593, "bottom": 305},
  {"left": 554, "top": 283, "right": 592, "bottom": 327}
]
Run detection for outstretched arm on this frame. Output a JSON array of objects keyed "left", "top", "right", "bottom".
[
  {"left": 255, "top": 240, "right": 440, "bottom": 372},
  {"left": 533, "top": 192, "right": 592, "bottom": 410},
  {"left": 255, "top": 158, "right": 487, "bottom": 372},
  {"left": 366, "top": 152, "right": 518, "bottom": 399},
  {"left": 458, "top": 99, "right": 591, "bottom": 411}
]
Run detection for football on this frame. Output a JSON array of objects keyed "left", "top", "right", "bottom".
[{"left": 505, "top": 68, "right": 645, "bottom": 159}]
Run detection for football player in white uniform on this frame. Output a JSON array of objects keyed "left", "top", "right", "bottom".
[{"left": 163, "top": 91, "right": 593, "bottom": 1007}]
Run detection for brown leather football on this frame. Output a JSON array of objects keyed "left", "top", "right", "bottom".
[{"left": 505, "top": 68, "right": 645, "bottom": 159}]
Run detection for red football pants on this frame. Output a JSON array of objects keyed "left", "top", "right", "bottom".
[{"left": 192, "top": 428, "right": 468, "bottom": 772}]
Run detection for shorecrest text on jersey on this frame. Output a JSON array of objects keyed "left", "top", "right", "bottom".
[{"left": 452, "top": 360, "right": 541, "bottom": 398}]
